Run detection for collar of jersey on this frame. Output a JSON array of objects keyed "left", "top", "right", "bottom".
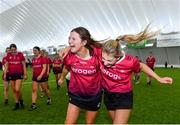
[{"left": 115, "top": 51, "right": 125, "bottom": 64}]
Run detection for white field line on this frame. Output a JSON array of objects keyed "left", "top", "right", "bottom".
[{"left": 0, "top": 80, "right": 56, "bottom": 87}]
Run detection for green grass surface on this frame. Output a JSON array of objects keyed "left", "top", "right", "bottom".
[{"left": 0, "top": 67, "right": 179, "bottom": 124}]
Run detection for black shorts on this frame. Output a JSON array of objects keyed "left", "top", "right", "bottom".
[
  {"left": 8, "top": 74, "right": 23, "bottom": 81},
  {"left": 68, "top": 91, "right": 103, "bottom": 111},
  {"left": 32, "top": 76, "right": 48, "bottom": 83},
  {"left": 2, "top": 74, "right": 10, "bottom": 81},
  {"left": 104, "top": 90, "right": 133, "bottom": 110},
  {"left": 53, "top": 69, "right": 62, "bottom": 74}
]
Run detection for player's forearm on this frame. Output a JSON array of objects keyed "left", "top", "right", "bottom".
[
  {"left": 59, "top": 47, "right": 70, "bottom": 58},
  {"left": 3, "top": 63, "right": 8, "bottom": 75},
  {"left": 140, "top": 63, "right": 161, "bottom": 81},
  {"left": 39, "top": 64, "right": 47, "bottom": 77},
  {"left": 47, "top": 64, "right": 50, "bottom": 72},
  {"left": 60, "top": 66, "right": 69, "bottom": 81},
  {"left": 22, "top": 61, "right": 27, "bottom": 75}
]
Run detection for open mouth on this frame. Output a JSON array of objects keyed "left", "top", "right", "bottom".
[
  {"left": 70, "top": 45, "right": 75, "bottom": 48},
  {"left": 69, "top": 45, "right": 76, "bottom": 51}
]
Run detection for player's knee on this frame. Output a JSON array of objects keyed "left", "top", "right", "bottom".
[
  {"left": 64, "top": 119, "right": 76, "bottom": 124},
  {"left": 86, "top": 119, "right": 95, "bottom": 124}
]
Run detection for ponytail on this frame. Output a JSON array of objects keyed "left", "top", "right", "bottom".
[{"left": 116, "top": 23, "right": 160, "bottom": 44}]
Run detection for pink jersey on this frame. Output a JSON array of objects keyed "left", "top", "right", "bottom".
[
  {"left": 32, "top": 56, "right": 47, "bottom": 77},
  {"left": 64, "top": 47, "right": 102, "bottom": 96},
  {"left": 53, "top": 57, "right": 63, "bottom": 71},
  {"left": 6, "top": 52, "right": 25, "bottom": 75},
  {"left": 146, "top": 56, "right": 155, "bottom": 68},
  {"left": 101, "top": 53, "right": 140, "bottom": 93}
]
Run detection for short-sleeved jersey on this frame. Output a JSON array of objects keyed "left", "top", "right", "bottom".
[
  {"left": 2, "top": 55, "right": 8, "bottom": 66},
  {"left": 64, "top": 47, "right": 102, "bottom": 96},
  {"left": 101, "top": 53, "right": 140, "bottom": 93},
  {"left": 32, "top": 56, "right": 47, "bottom": 77},
  {"left": 146, "top": 56, "right": 156, "bottom": 68},
  {"left": 43, "top": 56, "right": 51, "bottom": 73},
  {"left": 53, "top": 57, "right": 63, "bottom": 71},
  {"left": 48, "top": 57, "right": 52, "bottom": 65},
  {"left": 2, "top": 55, "right": 8, "bottom": 74},
  {"left": 6, "top": 52, "right": 25, "bottom": 75}
]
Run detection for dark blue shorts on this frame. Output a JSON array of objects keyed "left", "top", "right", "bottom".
[
  {"left": 8, "top": 74, "right": 23, "bottom": 81},
  {"left": 32, "top": 76, "right": 48, "bottom": 83},
  {"left": 104, "top": 90, "right": 133, "bottom": 110},
  {"left": 68, "top": 90, "right": 103, "bottom": 111}
]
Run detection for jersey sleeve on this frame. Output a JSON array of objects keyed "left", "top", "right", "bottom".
[
  {"left": 6, "top": 53, "right": 10, "bottom": 62},
  {"left": 2, "top": 57, "right": 7, "bottom": 65},
  {"left": 132, "top": 57, "right": 140, "bottom": 73},
  {"left": 48, "top": 58, "right": 52, "bottom": 64},
  {"left": 19, "top": 52, "right": 25, "bottom": 61},
  {"left": 41, "top": 57, "right": 47, "bottom": 64}
]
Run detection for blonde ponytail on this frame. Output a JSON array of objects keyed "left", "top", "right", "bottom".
[{"left": 116, "top": 23, "right": 160, "bottom": 44}]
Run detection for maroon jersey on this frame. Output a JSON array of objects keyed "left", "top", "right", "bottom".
[
  {"left": 2, "top": 55, "right": 8, "bottom": 65},
  {"left": 6, "top": 52, "right": 25, "bottom": 75},
  {"left": 52, "top": 57, "right": 63, "bottom": 71},
  {"left": 146, "top": 56, "right": 155, "bottom": 68},
  {"left": 64, "top": 47, "right": 102, "bottom": 96},
  {"left": 32, "top": 56, "right": 47, "bottom": 77},
  {"left": 101, "top": 53, "right": 140, "bottom": 93},
  {"left": 44, "top": 56, "right": 51, "bottom": 73},
  {"left": 48, "top": 57, "right": 52, "bottom": 65}
]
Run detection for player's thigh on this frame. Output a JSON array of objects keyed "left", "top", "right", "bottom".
[
  {"left": 65, "top": 103, "right": 81, "bottom": 124},
  {"left": 85, "top": 110, "right": 98, "bottom": 124},
  {"left": 113, "top": 109, "right": 131, "bottom": 124}
]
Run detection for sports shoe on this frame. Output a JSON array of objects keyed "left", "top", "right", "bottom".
[
  {"left": 135, "top": 81, "right": 140, "bottom": 84},
  {"left": 12, "top": 103, "right": 20, "bottom": 111},
  {"left": 57, "top": 85, "right": 60, "bottom": 90},
  {"left": 29, "top": 105, "right": 37, "bottom": 111},
  {"left": 147, "top": 81, "right": 151, "bottom": 86},
  {"left": 4, "top": 99, "right": 8, "bottom": 105},
  {"left": 19, "top": 100, "right": 25, "bottom": 109},
  {"left": 40, "top": 92, "right": 44, "bottom": 98},
  {"left": 46, "top": 98, "right": 52, "bottom": 105}
]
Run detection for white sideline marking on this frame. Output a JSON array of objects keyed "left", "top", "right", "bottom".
[{"left": 0, "top": 80, "right": 56, "bottom": 87}]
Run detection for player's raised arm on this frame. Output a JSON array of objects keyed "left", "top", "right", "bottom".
[{"left": 140, "top": 63, "right": 173, "bottom": 84}]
